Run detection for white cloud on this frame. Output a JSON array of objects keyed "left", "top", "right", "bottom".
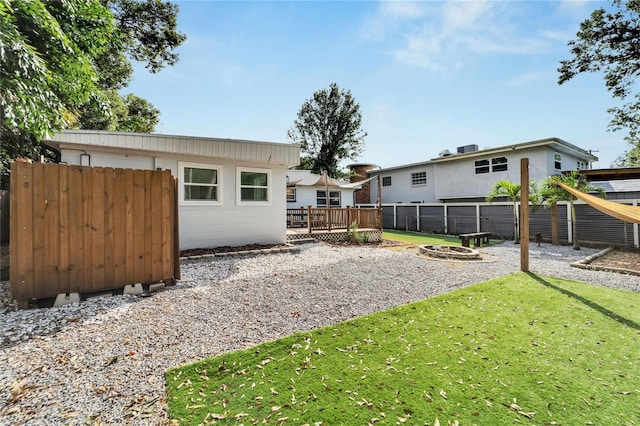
[
  {"left": 365, "top": 0, "right": 551, "bottom": 72},
  {"left": 506, "top": 71, "right": 548, "bottom": 87},
  {"left": 381, "top": 0, "right": 425, "bottom": 19},
  {"left": 360, "top": 0, "right": 427, "bottom": 40}
]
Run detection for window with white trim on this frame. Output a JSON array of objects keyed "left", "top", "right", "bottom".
[
  {"left": 237, "top": 167, "right": 270, "bottom": 205},
  {"left": 576, "top": 160, "right": 587, "bottom": 170},
  {"left": 475, "top": 159, "right": 490, "bottom": 174},
  {"left": 179, "top": 162, "right": 221, "bottom": 206},
  {"left": 554, "top": 153, "right": 562, "bottom": 170},
  {"left": 317, "top": 190, "right": 341, "bottom": 207},
  {"left": 411, "top": 171, "right": 427, "bottom": 186},
  {"left": 491, "top": 156, "right": 508, "bottom": 172},
  {"left": 286, "top": 187, "right": 296, "bottom": 202},
  {"left": 382, "top": 176, "right": 392, "bottom": 186}
]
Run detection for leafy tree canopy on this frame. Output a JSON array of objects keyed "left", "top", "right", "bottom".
[
  {"left": 287, "top": 83, "right": 367, "bottom": 179},
  {"left": 0, "top": 0, "right": 185, "bottom": 188},
  {"left": 559, "top": 0, "right": 640, "bottom": 165}
]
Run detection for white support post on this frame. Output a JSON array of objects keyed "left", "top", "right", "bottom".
[
  {"left": 566, "top": 203, "right": 573, "bottom": 244},
  {"left": 393, "top": 204, "right": 397, "bottom": 229},
  {"left": 443, "top": 204, "right": 448, "bottom": 234},
  {"left": 476, "top": 204, "right": 481, "bottom": 233},
  {"left": 634, "top": 200, "right": 639, "bottom": 248},
  {"left": 416, "top": 205, "right": 421, "bottom": 232}
]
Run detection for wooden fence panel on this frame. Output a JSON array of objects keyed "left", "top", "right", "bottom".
[{"left": 10, "top": 162, "right": 177, "bottom": 306}]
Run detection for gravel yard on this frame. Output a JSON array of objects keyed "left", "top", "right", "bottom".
[{"left": 1, "top": 241, "right": 639, "bottom": 424}]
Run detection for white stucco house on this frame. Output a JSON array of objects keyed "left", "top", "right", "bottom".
[
  {"left": 364, "top": 138, "right": 598, "bottom": 204},
  {"left": 285, "top": 169, "right": 361, "bottom": 208},
  {"left": 44, "top": 130, "right": 300, "bottom": 250}
]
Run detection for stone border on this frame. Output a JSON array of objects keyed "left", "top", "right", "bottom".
[
  {"left": 418, "top": 244, "right": 481, "bottom": 260},
  {"left": 570, "top": 247, "right": 640, "bottom": 276},
  {"left": 180, "top": 243, "right": 300, "bottom": 260}
]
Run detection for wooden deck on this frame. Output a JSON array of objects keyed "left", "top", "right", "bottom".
[
  {"left": 287, "top": 206, "right": 381, "bottom": 232},
  {"left": 287, "top": 227, "right": 382, "bottom": 243}
]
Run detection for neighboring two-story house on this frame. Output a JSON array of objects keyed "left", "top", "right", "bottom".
[{"left": 362, "top": 138, "right": 598, "bottom": 204}]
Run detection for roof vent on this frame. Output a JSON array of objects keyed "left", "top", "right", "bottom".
[
  {"left": 457, "top": 144, "right": 479, "bottom": 154},
  {"left": 439, "top": 149, "right": 452, "bottom": 157}
]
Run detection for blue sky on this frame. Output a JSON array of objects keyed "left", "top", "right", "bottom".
[{"left": 126, "top": 0, "right": 627, "bottom": 170}]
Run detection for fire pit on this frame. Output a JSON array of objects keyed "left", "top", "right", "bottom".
[{"left": 419, "top": 245, "right": 481, "bottom": 260}]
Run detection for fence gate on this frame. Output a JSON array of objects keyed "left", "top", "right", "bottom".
[{"left": 10, "top": 161, "right": 179, "bottom": 308}]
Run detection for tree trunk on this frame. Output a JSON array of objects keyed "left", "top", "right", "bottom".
[{"left": 571, "top": 202, "right": 580, "bottom": 250}]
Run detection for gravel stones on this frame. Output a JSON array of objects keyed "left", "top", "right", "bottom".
[{"left": 1, "top": 241, "right": 639, "bottom": 424}]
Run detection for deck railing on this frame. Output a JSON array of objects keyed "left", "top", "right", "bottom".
[{"left": 287, "top": 206, "right": 381, "bottom": 232}]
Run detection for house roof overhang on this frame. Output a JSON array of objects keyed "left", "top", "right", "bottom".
[
  {"left": 428, "top": 138, "right": 598, "bottom": 164},
  {"left": 366, "top": 137, "right": 598, "bottom": 174},
  {"left": 573, "top": 167, "right": 640, "bottom": 181},
  {"left": 44, "top": 130, "right": 301, "bottom": 167}
]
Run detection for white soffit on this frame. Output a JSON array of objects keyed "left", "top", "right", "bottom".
[{"left": 45, "top": 130, "right": 301, "bottom": 167}]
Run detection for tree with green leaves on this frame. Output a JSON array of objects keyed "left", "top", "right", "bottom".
[
  {"left": 0, "top": 0, "right": 185, "bottom": 188},
  {"left": 287, "top": 83, "right": 367, "bottom": 179},
  {"left": 1, "top": 0, "right": 115, "bottom": 187},
  {"left": 559, "top": 0, "right": 640, "bottom": 165},
  {"left": 486, "top": 179, "right": 541, "bottom": 243},
  {"left": 541, "top": 171, "right": 606, "bottom": 250},
  {"left": 486, "top": 180, "right": 523, "bottom": 243},
  {"left": 612, "top": 145, "right": 640, "bottom": 167}
]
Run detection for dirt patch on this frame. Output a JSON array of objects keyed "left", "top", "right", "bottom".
[
  {"left": 180, "top": 243, "right": 292, "bottom": 257},
  {"left": 589, "top": 249, "right": 640, "bottom": 272}
]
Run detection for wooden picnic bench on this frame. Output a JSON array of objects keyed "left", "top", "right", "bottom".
[{"left": 459, "top": 232, "right": 491, "bottom": 248}]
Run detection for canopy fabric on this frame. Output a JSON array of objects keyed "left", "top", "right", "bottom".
[
  {"left": 555, "top": 181, "right": 640, "bottom": 224},
  {"left": 338, "top": 175, "right": 377, "bottom": 188},
  {"left": 309, "top": 174, "right": 371, "bottom": 189},
  {"left": 311, "top": 174, "right": 341, "bottom": 188}
]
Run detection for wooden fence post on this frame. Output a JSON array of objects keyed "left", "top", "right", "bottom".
[{"left": 520, "top": 158, "right": 530, "bottom": 272}]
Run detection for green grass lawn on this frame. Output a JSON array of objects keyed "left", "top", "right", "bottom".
[
  {"left": 382, "top": 230, "right": 500, "bottom": 246},
  {"left": 165, "top": 273, "right": 640, "bottom": 425}
]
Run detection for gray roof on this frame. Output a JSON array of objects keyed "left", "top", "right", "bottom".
[{"left": 590, "top": 179, "right": 640, "bottom": 193}]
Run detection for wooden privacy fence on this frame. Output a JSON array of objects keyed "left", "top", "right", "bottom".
[
  {"left": 10, "top": 161, "right": 179, "bottom": 307},
  {"left": 287, "top": 206, "right": 381, "bottom": 232}
]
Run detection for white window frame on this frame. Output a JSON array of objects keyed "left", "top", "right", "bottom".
[
  {"left": 411, "top": 171, "right": 427, "bottom": 186},
  {"left": 554, "top": 153, "right": 562, "bottom": 170},
  {"left": 491, "top": 156, "right": 508, "bottom": 172},
  {"left": 317, "top": 190, "right": 341, "bottom": 207},
  {"left": 179, "top": 161, "right": 222, "bottom": 206},
  {"left": 286, "top": 187, "right": 296, "bottom": 202},
  {"left": 382, "top": 176, "right": 392, "bottom": 186},
  {"left": 475, "top": 159, "right": 490, "bottom": 174},
  {"left": 237, "top": 167, "right": 271, "bottom": 206}
]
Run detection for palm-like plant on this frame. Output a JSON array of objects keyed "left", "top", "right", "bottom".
[
  {"left": 486, "top": 179, "right": 541, "bottom": 243},
  {"left": 486, "top": 180, "right": 521, "bottom": 243},
  {"left": 541, "top": 171, "right": 606, "bottom": 250}
]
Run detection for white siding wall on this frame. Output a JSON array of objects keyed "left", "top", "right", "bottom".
[
  {"left": 432, "top": 148, "right": 552, "bottom": 200},
  {"left": 60, "top": 149, "right": 288, "bottom": 250},
  {"left": 370, "top": 164, "right": 437, "bottom": 204},
  {"left": 287, "top": 187, "right": 356, "bottom": 208},
  {"left": 366, "top": 147, "right": 588, "bottom": 203}
]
